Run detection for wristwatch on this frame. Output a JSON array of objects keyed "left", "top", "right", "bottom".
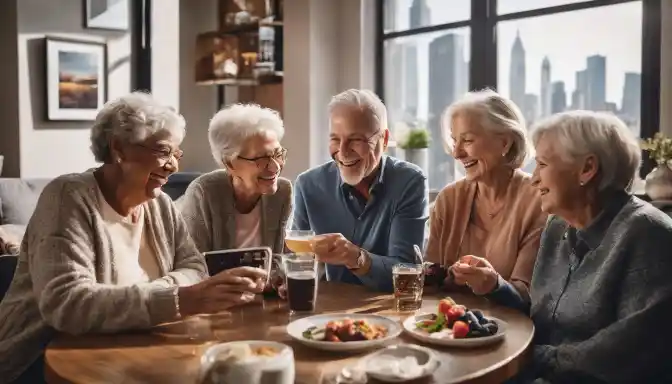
[{"left": 347, "top": 248, "right": 368, "bottom": 270}]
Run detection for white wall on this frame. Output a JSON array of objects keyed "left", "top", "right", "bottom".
[
  {"left": 281, "top": 0, "right": 376, "bottom": 181},
  {"left": 14, "top": 0, "right": 131, "bottom": 178}
]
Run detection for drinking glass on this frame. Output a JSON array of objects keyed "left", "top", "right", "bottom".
[
  {"left": 393, "top": 263, "right": 425, "bottom": 312},
  {"left": 281, "top": 253, "right": 318, "bottom": 314},
  {"left": 285, "top": 229, "right": 315, "bottom": 253}
]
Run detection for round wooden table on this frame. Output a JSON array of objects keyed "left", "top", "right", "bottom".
[{"left": 45, "top": 282, "right": 534, "bottom": 384}]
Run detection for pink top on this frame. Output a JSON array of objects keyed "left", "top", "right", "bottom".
[{"left": 234, "top": 203, "right": 262, "bottom": 249}]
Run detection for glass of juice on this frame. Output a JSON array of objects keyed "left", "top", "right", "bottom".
[
  {"left": 281, "top": 253, "right": 318, "bottom": 314},
  {"left": 393, "top": 263, "right": 425, "bottom": 312},
  {"left": 285, "top": 229, "right": 315, "bottom": 253}
]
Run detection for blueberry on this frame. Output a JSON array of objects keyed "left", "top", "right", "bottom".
[
  {"left": 483, "top": 322, "right": 499, "bottom": 335},
  {"left": 468, "top": 320, "right": 484, "bottom": 332},
  {"left": 467, "top": 329, "right": 486, "bottom": 338},
  {"left": 465, "top": 311, "right": 481, "bottom": 326},
  {"left": 472, "top": 310, "right": 488, "bottom": 325}
]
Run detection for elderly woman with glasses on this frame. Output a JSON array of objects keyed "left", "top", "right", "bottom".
[
  {"left": 486, "top": 111, "right": 672, "bottom": 384},
  {"left": 177, "top": 104, "right": 291, "bottom": 254},
  {"left": 0, "top": 93, "right": 268, "bottom": 383},
  {"left": 425, "top": 90, "right": 546, "bottom": 301}
]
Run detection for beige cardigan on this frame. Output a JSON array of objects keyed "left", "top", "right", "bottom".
[
  {"left": 425, "top": 170, "right": 547, "bottom": 299},
  {"left": 0, "top": 171, "right": 207, "bottom": 382},
  {"left": 176, "top": 170, "right": 293, "bottom": 254}
]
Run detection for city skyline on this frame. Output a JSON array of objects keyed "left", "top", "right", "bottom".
[
  {"left": 385, "top": 0, "right": 642, "bottom": 119},
  {"left": 384, "top": 0, "right": 644, "bottom": 187}
]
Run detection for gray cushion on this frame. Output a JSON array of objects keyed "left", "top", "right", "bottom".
[{"left": 0, "top": 178, "right": 51, "bottom": 225}]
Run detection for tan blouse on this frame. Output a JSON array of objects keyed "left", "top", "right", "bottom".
[{"left": 426, "top": 170, "right": 547, "bottom": 299}]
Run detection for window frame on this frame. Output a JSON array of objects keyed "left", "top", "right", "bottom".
[{"left": 375, "top": 0, "right": 662, "bottom": 178}]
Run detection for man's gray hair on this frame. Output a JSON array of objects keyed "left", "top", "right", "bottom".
[
  {"left": 531, "top": 110, "right": 641, "bottom": 192},
  {"left": 208, "top": 103, "right": 284, "bottom": 166},
  {"left": 90, "top": 92, "right": 186, "bottom": 163},
  {"left": 442, "top": 89, "right": 532, "bottom": 169},
  {"left": 328, "top": 89, "right": 388, "bottom": 133}
]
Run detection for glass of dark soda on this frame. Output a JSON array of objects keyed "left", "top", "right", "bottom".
[{"left": 281, "top": 253, "right": 318, "bottom": 314}]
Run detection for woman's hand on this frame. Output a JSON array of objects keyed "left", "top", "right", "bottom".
[
  {"left": 450, "top": 255, "right": 500, "bottom": 295},
  {"left": 177, "top": 266, "right": 268, "bottom": 316}
]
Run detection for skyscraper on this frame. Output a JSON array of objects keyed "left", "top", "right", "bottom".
[
  {"left": 410, "top": 0, "right": 430, "bottom": 28},
  {"left": 509, "top": 30, "right": 526, "bottom": 111},
  {"left": 428, "top": 33, "right": 468, "bottom": 190},
  {"left": 540, "top": 57, "right": 551, "bottom": 119},
  {"left": 551, "top": 81, "right": 567, "bottom": 114},
  {"left": 621, "top": 72, "right": 641, "bottom": 118},
  {"left": 572, "top": 70, "right": 587, "bottom": 110},
  {"left": 586, "top": 55, "right": 606, "bottom": 111}
]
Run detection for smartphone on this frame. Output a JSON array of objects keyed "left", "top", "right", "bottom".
[{"left": 203, "top": 247, "right": 272, "bottom": 277}]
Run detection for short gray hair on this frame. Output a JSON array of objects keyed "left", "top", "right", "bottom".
[
  {"left": 208, "top": 103, "right": 284, "bottom": 166},
  {"left": 531, "top": 110, "right": 641, "bottom": 192},
  {"left": 90, "top": 92, "right": 186, "bottom": 163},
  {"left": 328, "top": 89, "right": 388, "bottom": 133},
  {"left": 442, "top": 89, "right": 532, "bottom": 169}
]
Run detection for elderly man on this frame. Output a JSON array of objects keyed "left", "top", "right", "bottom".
[{"left": 291, "top": 89, "right": 429, "bottom": 292}]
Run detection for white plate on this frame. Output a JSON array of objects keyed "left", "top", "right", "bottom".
[
  {"left": 403, "top": 312, "right": 507, "bottom": 348},
  {"left": 286, "top": 314, "right": 402, "bottom": 352},
  {"left": 361, "top": 344, "right": 440, "bottom": 382}
]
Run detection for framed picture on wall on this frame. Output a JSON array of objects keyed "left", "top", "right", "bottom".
[
  {"left": 45, "top": 38, "right": 107, "bottom": 121},
  {"left": 84, "top": 0, "right": 129, "bottom": 31}
]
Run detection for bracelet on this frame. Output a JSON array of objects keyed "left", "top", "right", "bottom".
[{"left": 173, "top": 286, "right": 182, "bottom": 319}]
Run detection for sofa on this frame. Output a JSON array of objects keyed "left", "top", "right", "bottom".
[{"left": 0, "top": 172, "right": 201, "bottom": 254}]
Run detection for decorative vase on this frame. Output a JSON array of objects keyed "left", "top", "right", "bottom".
[
  {"left": 645, "top": 164, "right": 672, "bottom": 201},
  {"left": 403, "top": 148, "right": 429, "bottom": 175}
]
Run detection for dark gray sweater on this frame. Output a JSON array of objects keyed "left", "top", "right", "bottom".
[{"left": 491, "top": 193, "right": 672, "bottom": 384}]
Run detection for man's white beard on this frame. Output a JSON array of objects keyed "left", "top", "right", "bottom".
[{"left": 339, "top": 167, "right": 365, "bottom": 186}]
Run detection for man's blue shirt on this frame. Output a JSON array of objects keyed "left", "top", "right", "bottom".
[{"left": 291, "top": 156, "right": 429, "bottom": 292}]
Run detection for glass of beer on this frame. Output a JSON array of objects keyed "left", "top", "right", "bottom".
[
  {"left": 393, "top": 263, "right": 425, "bottom": 312},
  {"left": 285, "top": 229, "right": 315, "bottom": 253},
  {"left": 281, "top": 253, "right": 318, "bottom": 314}
]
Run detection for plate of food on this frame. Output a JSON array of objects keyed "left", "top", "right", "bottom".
[
  {"left": 286, "top": 314, "right": 402, "bottom": 352},
  {"left": 403, "top": 297, "right": 507, "bottom": 348}
]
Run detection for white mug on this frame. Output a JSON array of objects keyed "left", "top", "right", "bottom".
[{"left": 199, "top": 341, "right": 295, "bottom": 384}]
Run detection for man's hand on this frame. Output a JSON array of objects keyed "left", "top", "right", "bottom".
[{"left": 312, "top": 233, "right": 360, "bottom": 268}]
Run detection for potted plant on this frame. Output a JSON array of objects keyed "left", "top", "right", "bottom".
[
  {"left": 397, "top": 123, "right": 430, "bottom": 174},
  {"left": 641, "top": 133, "right": 672, "bottom": 201}
]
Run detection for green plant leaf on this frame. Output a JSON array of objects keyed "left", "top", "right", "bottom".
[{"left": 399, "top": 128, "right": 430, "bottom": 149}]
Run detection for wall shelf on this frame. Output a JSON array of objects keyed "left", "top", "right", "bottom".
[{"left": 196, "top": 71, "right": 283, "bottom": 87}]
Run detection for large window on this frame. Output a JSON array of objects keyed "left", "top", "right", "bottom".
[{"left": 378, "top": 0, "right": 661, "bottom": 191}]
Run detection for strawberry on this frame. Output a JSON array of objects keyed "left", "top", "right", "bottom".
[
  {"left": 452, "top": 321, "right": 469, "bottom": 339},
  {"left": 446, "top": 305, "right": 466, "bottom": 324},
  {"left": 438, "top": 300, "right": 453, "bottom": 316}
]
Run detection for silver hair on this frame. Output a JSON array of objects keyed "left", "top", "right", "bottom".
[
  {"left": 90, "top": 92, "right": 186, "bottom": 163},
  {"left": 208, "top": 103, "right": 285, "bottom": 167},
  {"left": 442, "top": 89, "right": 532, "bottom": 169},
  {"left": 531, "top": 110, "right": 641, "bottom": 192},
  {"left": 328, "top": 89, "right": 388, "bottom": 133}
]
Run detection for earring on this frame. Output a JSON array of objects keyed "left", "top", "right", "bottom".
[{"left": 579, "top": 181, "right": 585, "bottom": 186}]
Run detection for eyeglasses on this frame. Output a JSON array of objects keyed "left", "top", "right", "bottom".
[
  {"left": 135, "top": 144, "right": 184, "bottom": 165},
  {"left": 329, "top": 129, "right": 382, "bottom": 151},
  {"left": 238, "top": 147, "right": 288, "bottom": 169}
]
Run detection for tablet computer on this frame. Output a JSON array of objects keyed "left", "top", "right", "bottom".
[{"left": 203, "top": 246, "right": 273, "bottom": 278}]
